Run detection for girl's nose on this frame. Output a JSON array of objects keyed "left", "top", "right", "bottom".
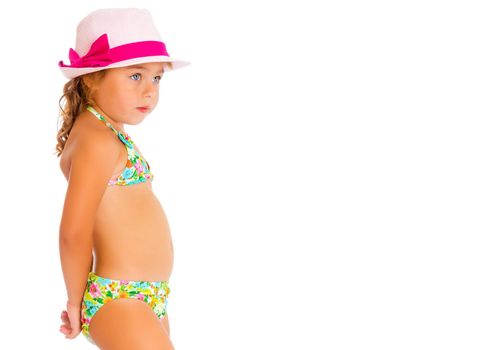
[{"left": 144, "top": 81, "right": 158, "bottom": 98}]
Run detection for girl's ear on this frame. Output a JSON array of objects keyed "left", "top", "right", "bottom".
[
  {"left": 82, "top": 75, "right": 98, "bottom": 92},
  {"left": 82, "top": 70, "right": 107, "bottom": 96}
]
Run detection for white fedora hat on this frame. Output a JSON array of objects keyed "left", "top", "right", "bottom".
[{"left": 58, "top": 8, "right": 191, "bottom": 79}]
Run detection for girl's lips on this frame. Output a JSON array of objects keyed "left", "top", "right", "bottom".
[{"left": 137, "top": 107, "right": 150, "bottom": 113}]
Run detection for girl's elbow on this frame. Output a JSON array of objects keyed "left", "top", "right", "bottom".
[{"left": 59, "top": 229, "right": 93, "bottom": 246}]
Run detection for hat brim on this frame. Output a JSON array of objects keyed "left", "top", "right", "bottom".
[{"left": 59, "top": 56, "right": 191, "bottom": 79}]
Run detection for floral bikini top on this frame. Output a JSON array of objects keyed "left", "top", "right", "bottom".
[{"left": 86, "top": 105, "right": 154, "bottom": 186}]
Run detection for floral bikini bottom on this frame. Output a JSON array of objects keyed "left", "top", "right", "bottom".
[{"left": 80, "top": 271, "right": 171, "bottom": 345}]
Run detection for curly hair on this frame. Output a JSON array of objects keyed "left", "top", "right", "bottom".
[{"left": 54, "top": 62, "right": 174, "bottom": 157}]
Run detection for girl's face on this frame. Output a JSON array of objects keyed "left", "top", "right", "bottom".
[{"left": 90, "top": 62, "right": 165, "bottom": 125}]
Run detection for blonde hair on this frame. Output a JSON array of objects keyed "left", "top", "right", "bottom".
[{"left": 54, "top": 61, "right": 174, "bottom": 157}]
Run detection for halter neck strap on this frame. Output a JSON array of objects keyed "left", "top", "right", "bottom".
[{"left": 86, "top": 105, "right": 127, "bottom": 136}]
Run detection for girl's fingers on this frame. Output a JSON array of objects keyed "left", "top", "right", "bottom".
[
  {"left": 61, "top": 312, "right": 70, "bottom": 327},
  {"left": 59, "top": 302, "right": 81, "bottom": 339},
  {"left": 60, "top": 325, "right": 72, "bottom": 334},
  {"left": 60, "top": 310, "right": 72, "bottom": 334}
]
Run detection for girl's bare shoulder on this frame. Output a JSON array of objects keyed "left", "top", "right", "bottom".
[{"left": 59, "top": 111, "right": 120, "bottom": 181}]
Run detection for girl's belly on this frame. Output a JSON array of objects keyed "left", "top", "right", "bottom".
[{"left": 91, "top": 183, "right": 174, "bottom": 282}]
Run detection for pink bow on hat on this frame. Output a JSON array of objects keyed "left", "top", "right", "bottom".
[{"left": 59, "top": 33, "right": 114, "bottom": 68}]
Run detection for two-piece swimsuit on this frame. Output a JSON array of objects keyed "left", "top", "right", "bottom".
[{"left": 80, "top": 105, "right": 171, "bottom": 345}]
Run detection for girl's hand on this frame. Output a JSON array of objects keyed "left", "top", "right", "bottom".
[{"left": 59, "top": 301, "right": 82, "bottom": 339}]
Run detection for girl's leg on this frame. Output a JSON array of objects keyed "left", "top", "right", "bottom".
[
  {"left": 160, "top": 312, "right": 170, "bottom": 336},
  {"left": 89, "top": 298, "right": 174, "bottom": 350}
]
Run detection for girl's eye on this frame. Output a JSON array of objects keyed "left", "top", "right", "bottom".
[
  {"left": 154, "top": 75, "right": 162, "bottom": 83},
  {"left": 130, "top": 73, "right": 141, "bottom": 80}
]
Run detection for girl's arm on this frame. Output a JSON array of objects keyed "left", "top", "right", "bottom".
[{"left": 59, "top": 133, "right": 120, "bottom": 306}]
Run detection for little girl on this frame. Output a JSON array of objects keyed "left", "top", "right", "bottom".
[{"left": 55, "top": 8, "right": 190, "bottom": 349}]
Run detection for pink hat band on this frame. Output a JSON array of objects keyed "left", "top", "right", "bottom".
[{"left": 59, "top": 33, "right": 169, "bottom": 69}]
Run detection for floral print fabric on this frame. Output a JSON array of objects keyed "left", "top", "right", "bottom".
[
  {"left": 86, "top": 105, "right": 154, "bottom": 186},
  {"left": 80, "top": 271, "right": 171, "bottom": 344}
]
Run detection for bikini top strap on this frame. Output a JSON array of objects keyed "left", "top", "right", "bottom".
[
  {"left": 86, "top": 105, "right": 123, "bottom": 137},
  {"left": 86, "top": 105, "right": 134, "bottom": 148}
]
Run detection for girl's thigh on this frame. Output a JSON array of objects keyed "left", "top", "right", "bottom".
[
  {"left": 89, "top": 298, "right": 174, "bottom": 350},
  {"left": 160, "top": 312, "right": 170, "bottom": 336}
]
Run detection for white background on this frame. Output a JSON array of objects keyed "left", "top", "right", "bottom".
[{"left": 1, "top": 0, "right": 489, "bottom": 349}]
